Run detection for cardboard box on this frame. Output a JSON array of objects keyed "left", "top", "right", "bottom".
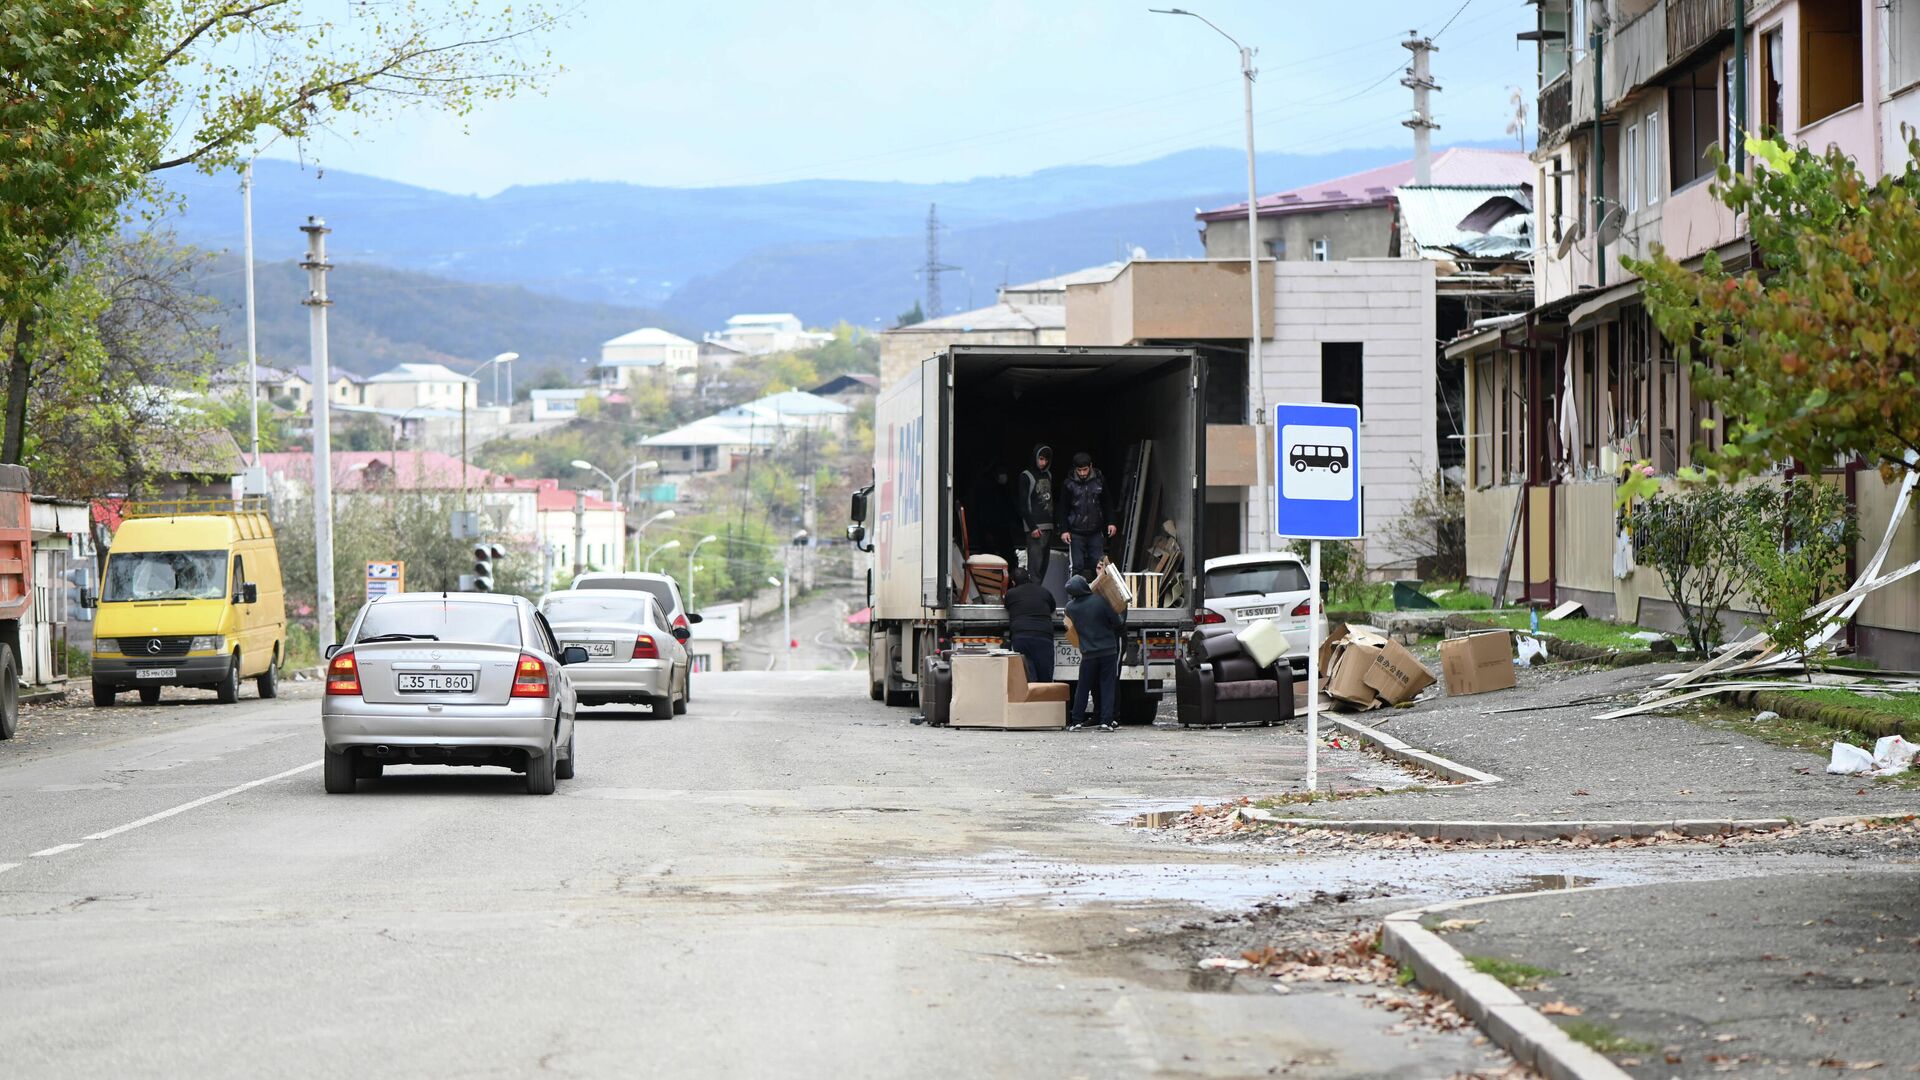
[
  {"left": 1093, "top": 561, "right": 1131, "bottom": 615},
  {"left": 1322, "top": 627, "right": 1436, "bottom": 710},
  {"left": 1439, "top": 630, "right": 1517, "bottom": 695}
]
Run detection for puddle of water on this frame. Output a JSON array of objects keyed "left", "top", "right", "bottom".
[{"left": 823, "top": 848, "right": 1844, "bottom": 912}]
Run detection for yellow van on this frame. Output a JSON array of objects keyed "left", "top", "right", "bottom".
[{"left": 88, "top": 508, "right": 287, "bottom": 707}]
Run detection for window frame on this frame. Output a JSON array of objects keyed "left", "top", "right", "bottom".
[
  {"left": 1644, "top": 111, "right": 1661, "bottom": 206},
  {"left": 1625, "top": 122, "right": 1641, "bottom": 211},
  {"left": 1319, "top": 341, "right": 1365, "bottom": 420}
]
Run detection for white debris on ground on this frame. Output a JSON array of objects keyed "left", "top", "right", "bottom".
[{"left": 1827, "top": 735, "right": 1920, "bottom": 777}]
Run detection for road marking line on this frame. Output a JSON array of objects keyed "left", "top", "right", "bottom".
[
  {"left": 82, "top": 760, "right": 321, "bottom": 842},
  {"left": 0, "top": 862, "right": 20, "bottom": 874},
  {"left": 30, "top": 843, "right": 82, "bottom": 858}
]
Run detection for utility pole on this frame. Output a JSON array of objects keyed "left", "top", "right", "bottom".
[
  {"left": 300, "top": 217, "right": 337, "bottom": 653},
  {"left": 1402, "top": 32, "right": 1440, "bottom": 184},
  {"left": 242, "top": 162, "right": 260, "bottom": 466},
  {"left": 572, "top": 489, "right": 587, "bottom": 577},
  {"left": 923, "top": 204, "right": 958, "bottom": 318}
]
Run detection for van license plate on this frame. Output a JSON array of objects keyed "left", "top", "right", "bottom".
[
  {"left": 135, "top": 668, "right": 175, "bottom": 679},
  {"left": 398, "top": 673, "right": 475, "bottom": 693}
]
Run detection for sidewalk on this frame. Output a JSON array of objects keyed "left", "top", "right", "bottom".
[
  {"left": 1443, "top": 869, "right": 1920, "bottom": 1077},
  {"left": 1300, "top": 662, "right": 1919, "bottom": 824}
]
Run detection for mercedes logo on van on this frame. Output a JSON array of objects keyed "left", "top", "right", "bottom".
[{"left": 146, "top": 639, "right": 163, "bottom": 655}]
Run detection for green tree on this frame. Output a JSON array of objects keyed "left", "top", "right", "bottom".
[
  {"left": 1736, "top": 477, "right": 1859, "bottom": 664},
  {"left": 1632, "top": 485, "right": 1757, "bottom": 654},
  {"left": 894, "top": 301, "right": 925, "bottom": 328},
  {"left": 1626, "top": 136, "right": 1920, "bottom": 492}
]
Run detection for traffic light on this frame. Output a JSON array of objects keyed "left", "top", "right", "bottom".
[{"left": 471, "top": 543, "right": 505, "bottom": 592}]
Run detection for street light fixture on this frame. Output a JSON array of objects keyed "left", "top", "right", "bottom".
[
  {"left": 645, "top": 539, "right": 681, "bottom": 572},
  {"left": 634, "top": 507, "right": 676, "bottom": 571},
  {"left": 687, "top": 533, "right": 719, "bottom": 612},
  {"left": 1150, "top": 6, "right": 1268, "bottom": 549},
  {"left": 461, "top": 350, "right": 519, "bottom": 505}
]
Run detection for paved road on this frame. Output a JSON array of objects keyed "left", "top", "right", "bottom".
[
  {"left": 731, "top": 587, "right": 862, "bottom": 672},
  {"left": 1, "top": 672, "right": 1539, "bottom": 1079}
]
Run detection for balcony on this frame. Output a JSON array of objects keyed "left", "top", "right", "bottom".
[
  {"left": 1667, "top": 0, "right": 1733, "bottom": 61},
  {"left": 1540, "top": 76, "right": 1572, "bottom": 140}
]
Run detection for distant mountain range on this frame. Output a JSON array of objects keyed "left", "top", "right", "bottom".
[{"left": 161, "top": 142, "right": 1500, "bottom": 342}]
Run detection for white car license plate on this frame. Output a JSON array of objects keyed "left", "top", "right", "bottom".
[
  {"left": 135, "top": 668, "right": 176, "bottom": 679},
  {"left": 398, "top": 673, "right": 475, "bottom": 693},
  {"left": 1238, "top": 606, "right": 1280, "bottom": 618},
  {"left": 569, "top": 641, "right": 616, "bottom": 658}
]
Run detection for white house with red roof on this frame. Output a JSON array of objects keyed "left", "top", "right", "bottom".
[{"left": 497, "top": 477, "right": 628, "bottom": 580}]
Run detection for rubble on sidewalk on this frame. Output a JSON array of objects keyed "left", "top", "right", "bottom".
[{"left": 1826, "top": 736, "right": 1919, "bottom": 776}]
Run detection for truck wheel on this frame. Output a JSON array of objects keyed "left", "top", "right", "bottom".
[
  {"left": 91, "top": 679, "right": 115, "bottom": 708},
  {"left": 139, "top": 686, "right": 161, "bottom": 706},
  {"left": 0, "top": 644, "right": 16, "bottom": 739},
  {"left": 1118, "top": 682, "right": 1160, "bottom": 726},
  {"left": 215, "top": 652, "right": 240, "bottom": 704},
  {"left": 323, "top": 750, "right": 357, "bottom": 794},
  {"left": 869, "top": 678, "right": 884, "bottom": 701},
  {"left": 524, "top": 745, "right": 557, "bottom": 795},
  {"left": 257, "top": 653, "right": 279, "bottom": 699}
]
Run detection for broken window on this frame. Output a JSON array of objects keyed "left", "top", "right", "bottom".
[
  {"left": 1802, "top": 3, "right": 1864, "bottom": 125},
  {"left": 1760, "top": 28, "right": 1784, "bottom": 135},
  {"left": 1667, "top": 55, "right": 1722, "bottom": 189},
  {"left": 1321, "top": 342, "right": 1363, "bottom": 417}
]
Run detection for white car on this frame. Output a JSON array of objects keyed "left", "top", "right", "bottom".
[
  {"left": 1198, "top": 553, "right": 1326, "bottom": 671},
  {"left": 539, "top": 589, "right": 690, "bottom": 716},
  {"left": 569, "top": 572, "right": 703, "bottom": 703}
]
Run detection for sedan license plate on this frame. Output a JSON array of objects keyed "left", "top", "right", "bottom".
[
  {"left": 398, "top": 673, "right": 475, "bottom": 693},
  {"left": 1238, "top": 606, "right": 1280, "bottom": 619},
  {"left": 568, "top": 641, "right": 616, "bottom": 658},
  {"left": 135, "top": 668, "right": 176, "bottom": 679}
]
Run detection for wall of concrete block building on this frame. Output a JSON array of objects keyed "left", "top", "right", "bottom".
[
  {"left": 1241, "top": 258, "right": 1438, "bottom": 569},
  {"left": 1200, "top": 206, "right": 1396, "bottom": 263}
]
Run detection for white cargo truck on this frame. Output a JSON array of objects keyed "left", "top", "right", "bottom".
[{"left": 847, "top": 345, "right": 1208, "bottom": 724}]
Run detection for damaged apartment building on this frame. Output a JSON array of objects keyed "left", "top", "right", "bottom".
[{"left": 1451, "top": 0, "right": 1920, "bottom": 663}]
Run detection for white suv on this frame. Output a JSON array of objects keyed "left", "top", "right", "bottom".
[{"left": 1197, "top": 553, "right": 1325, "bottom": 671}]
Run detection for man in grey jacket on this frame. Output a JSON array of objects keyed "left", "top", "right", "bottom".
[{"left": 1063, "top": 574, "right": 1124, "bottom": 732}]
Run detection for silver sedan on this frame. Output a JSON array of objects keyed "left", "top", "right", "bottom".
[
  {"left": 320, "top": 593, "right": 587, "bottom": 795},
  {"left": 539, "top": 589, "right": 690, "bottom": 716}
]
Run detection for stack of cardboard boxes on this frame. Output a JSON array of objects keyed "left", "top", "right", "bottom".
[{"left": 1318, "top": 625, "right": 1517, "bottom": 710}]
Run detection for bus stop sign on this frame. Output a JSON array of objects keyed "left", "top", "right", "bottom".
[{"left": 1273, "top": 402, "right": 1362, "bottom": 540}]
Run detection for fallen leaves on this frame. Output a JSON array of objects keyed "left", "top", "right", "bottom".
[{"left": 1538, "top": 1000, "right": 1584, "bottom": 1016}]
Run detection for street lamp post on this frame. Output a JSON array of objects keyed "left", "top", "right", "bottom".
[
  {"left": 687, "top": 533, "right": 718, "bottom": 611},
  {"left": 571, "top": 458, "right": 660, "bottom": 571},
  {"left": 462, "top": 351, "right": 519, "bottom": 506},
  {"left": 632, "top": 507, "right": 675, "bottom": 573},
  {"left": 767, "top": 574, "right": 791, "bottom": 672},
  {"left": 645, "top": 539, "right": 681, "bottom": 573},
  {"left": 1152, "top": 7, "right": 1267, "bottom": 551}
]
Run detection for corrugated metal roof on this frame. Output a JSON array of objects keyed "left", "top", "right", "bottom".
[{"left": 1395, "top": 184, "right": 1534, "bottom": 262}]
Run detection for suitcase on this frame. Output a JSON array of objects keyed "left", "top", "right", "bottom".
[{"left": 919, "top": 653, "right": 954, "bottom": 727}]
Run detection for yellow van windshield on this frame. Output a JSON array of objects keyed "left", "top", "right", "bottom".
[{"left": 103, "top": 550, "right": 227, "bottom": 602}]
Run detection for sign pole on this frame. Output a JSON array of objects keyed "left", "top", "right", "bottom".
[{"left": 1306, "top": 539, "right": 1320, "bottom": 794}]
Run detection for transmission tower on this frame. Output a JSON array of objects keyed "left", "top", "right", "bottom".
[{"left": 922, "top": 203, "right": 959, "bottom": 318}]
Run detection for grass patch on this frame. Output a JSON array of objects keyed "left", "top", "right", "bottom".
[
  {"left": 1560, "top": 1020, "right": 1656, "bottom": 1056},
  {"left": 1466, "top": 955, "right": 1556, "bottom": 988},
  {"left": 1328, "top": 581, "right": 1493, "bottom": 612},
  {"left": 1476, "top": 610, "right": 1667, "bottom": 653},
  {"left": 1697, "top": 701, "right": 1920, "bottom": 789},
  {"left": 1785, "top": 686, "right": 1920, "bottom": 727},
  {"left": 1395, "top": 965, "right": 1416, "bottom": 987}
]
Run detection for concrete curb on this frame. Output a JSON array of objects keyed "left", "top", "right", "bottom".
[
  {"left": 1324, "top": 715, "right": 1504, "bottom": 786},
  {"left": 1265, "top": 816, "right": 1790, "bottom": 843},
  {"left": 1381, "top": 887, "right": 1640, "bottom": 1080}
]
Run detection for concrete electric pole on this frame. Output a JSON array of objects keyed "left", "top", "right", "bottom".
[
  {"left": 1402, "top": 31, "right": 1440, "bottom": 184},
  {"left": 573, "top": 489, "right": 587, "bottom": 577},
  {"left": 300, "top": 217, "right": 337, "bottom": 653}
]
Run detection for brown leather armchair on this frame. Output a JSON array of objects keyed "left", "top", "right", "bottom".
[{"left": 1175, "top": 626, "right": 1295, "bottom": 727}]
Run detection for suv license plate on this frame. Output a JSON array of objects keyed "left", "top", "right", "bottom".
[
  {"left": 569, "top": 641, "right": 616, "bottom": 657},
  {"left": 398, "top": 673, "right": 475, "bottom": 693},
  {"left": 1238, "top": 606, "right": 1280, "bottom": 618},
  {"left": 136, "top": 668, "right": 176, "bottom": 679}
]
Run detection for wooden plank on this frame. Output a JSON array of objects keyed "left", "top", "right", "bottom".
[{"left": 1490, "top": 486, "right": 1527, "bottom": 607}]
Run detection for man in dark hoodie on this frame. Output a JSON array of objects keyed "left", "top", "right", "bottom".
[
  {"left": 1059, "top": 451, "right": 1117, "bottom": 579},
  {"left": 1001, "top": 567, "right": 1056, "bottom": 682},
  {"left": 1017, "top": 445, "right": 1056, "bottom": 583},
  {"left": 1063, "top": 573, "right": 1124, "bottom": 732}
]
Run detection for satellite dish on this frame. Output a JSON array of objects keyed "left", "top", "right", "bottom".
[
  {"left": 1130, "top": 246, "right": 1148, "bottom": 260},
  {"left": 1554, "top": 218, "right": 1586, "bottom": 259},
  {"left": 1595, "top": 203, "right": 1628, "bottom": 247}
]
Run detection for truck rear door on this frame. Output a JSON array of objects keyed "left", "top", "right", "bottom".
[{"left": 920, "top": 352, "right": 952, "bottom": 610}]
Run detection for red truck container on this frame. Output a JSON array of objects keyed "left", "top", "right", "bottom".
[{"left": 0, "top": 464, "right": 30, "bottom": 738}]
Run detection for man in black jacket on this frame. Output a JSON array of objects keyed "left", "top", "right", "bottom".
[
  {"left": 1059, "top": 451, "right": 1117, "bottom": 579},
  {"left": 1017, "top": 445, "right": 1056, "bottom": 583},
  {"left": 1063, "top": 574, "right": 1124, "bottom": 732},
  {"left": 1001, "top": 568, "right": 1056, "bottom": 682}
]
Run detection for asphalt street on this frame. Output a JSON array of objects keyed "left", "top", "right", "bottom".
[{"left": 3, "top": 670, "right": 1527, "bottom": 1079}]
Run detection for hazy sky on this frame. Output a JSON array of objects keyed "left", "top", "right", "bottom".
[{"left": 274, "top": 0, "right": 1536, "bottom": 195}]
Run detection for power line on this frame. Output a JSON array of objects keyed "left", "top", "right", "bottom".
[{"left": 1433, "top": 0, "right": 1475, "bottom": 39}]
